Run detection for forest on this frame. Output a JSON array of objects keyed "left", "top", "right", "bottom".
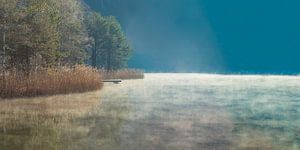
[
  {"left": 0, "top": 0, "right": 142, "bottom": 98},
  {"left": 0, "top": 0, "right": 132, "bottom": 71}
]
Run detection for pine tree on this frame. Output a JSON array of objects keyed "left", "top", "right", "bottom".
[
  {"left": 51, "top": 0, "right": 88, "bottom": 65},
  {"left": 85, "top": 12, "right": 132, "bottom": 70}
]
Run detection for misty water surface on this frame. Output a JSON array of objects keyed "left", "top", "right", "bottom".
[
  {"left": 1, "top": 74, "right": 300, "bottom": 150},
  {"left": 96, "top": 74, "right": 300, "bottom": 150}
]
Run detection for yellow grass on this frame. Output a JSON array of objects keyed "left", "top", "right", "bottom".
[{"left": 0, "top": 65, "right": 103, "bottom": 98}]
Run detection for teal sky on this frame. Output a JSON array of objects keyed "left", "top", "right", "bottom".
[
  {"left": 85, "top": 0, "right": 300, "bottom": 74},
  {"left": 202, "top": 0, "right": 300, "bottom": 74}
]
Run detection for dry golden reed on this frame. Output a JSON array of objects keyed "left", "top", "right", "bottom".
[{"left": 0, "top": 65, "right": 103, "bottom": 98}]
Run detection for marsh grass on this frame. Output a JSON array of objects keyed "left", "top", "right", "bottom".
[
  {"left": 100, "top": 69, "right": 144, "bottom": 80},
  {"left": 0, "top": 65, "right": 103, "bottom": 98}
]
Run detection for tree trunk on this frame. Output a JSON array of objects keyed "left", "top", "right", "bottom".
[
  {"left": 92, "top": 40, "right": 97, "bottom": 68},
  {"left": 1, "top": 18, "right": 7, "bottom": 91},
  {"left": 107, "top": 50, "right": 112, "bottom": 71}
]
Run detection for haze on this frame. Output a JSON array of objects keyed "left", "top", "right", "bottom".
[{"left": 85, "top": 0, "right": 300, "bottom": 74}]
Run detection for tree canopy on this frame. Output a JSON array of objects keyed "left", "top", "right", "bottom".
[
  {"left": 0, "top": 0, "right": 132, "bottom": 72},
  {"left": 85, "top": 12, "right": 132, "bottom": 70}
]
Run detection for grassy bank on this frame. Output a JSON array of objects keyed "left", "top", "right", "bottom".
[{"left": 0, "top": 65, "right": 103, "bottom": 98}]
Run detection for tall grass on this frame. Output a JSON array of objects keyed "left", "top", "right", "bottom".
[
  {"left": 100, "top": 69, "right": 144, "bottom": 80},
  {"left": 0, "top": 65, "right": 103, "bottom": 98}
]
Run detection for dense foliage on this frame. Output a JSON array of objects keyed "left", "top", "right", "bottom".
[
  {"left": 0, "top": 0, "right": 132, "bottom": 72},
  {"left": 85, "top": 12, "right": 132, "bottom": 70}
]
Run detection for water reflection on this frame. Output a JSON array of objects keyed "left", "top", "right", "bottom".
[{"left": 74, "top": 98, "right": 132, "bottom": 149}]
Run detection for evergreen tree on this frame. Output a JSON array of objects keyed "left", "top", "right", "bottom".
[
  {"left": 85, "top": 12, "right": 132, "bottom": 70},
  {"left": 51, "top": 0, "right": 88, "bottom": 65}
]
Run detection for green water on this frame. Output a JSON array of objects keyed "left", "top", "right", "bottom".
[{"left": 1, "top": 74, "right": 300, "bottom": 150}]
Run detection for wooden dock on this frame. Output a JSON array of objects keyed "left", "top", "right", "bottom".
[{"left": 102, "top": 79, "right": 122, "bottom": 84}]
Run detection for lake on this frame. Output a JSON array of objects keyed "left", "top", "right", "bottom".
[{"left": 1, "top": 74, "right": 300, "bottom": 150}]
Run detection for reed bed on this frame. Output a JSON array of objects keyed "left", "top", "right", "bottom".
[
  {"left": 100, "top": 69, "right": 144, "bottom": 80},
  {"left": 0, "top": 65, "right": 103, "bottom": 98}
]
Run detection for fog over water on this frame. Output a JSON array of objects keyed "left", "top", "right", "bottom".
[{"left": 90, "top": 74, "right": 300, "bottom": 149}]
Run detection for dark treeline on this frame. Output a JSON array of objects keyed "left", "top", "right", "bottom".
[{"left": 0, "top": 0, "right": 132, "bottom": 72}]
